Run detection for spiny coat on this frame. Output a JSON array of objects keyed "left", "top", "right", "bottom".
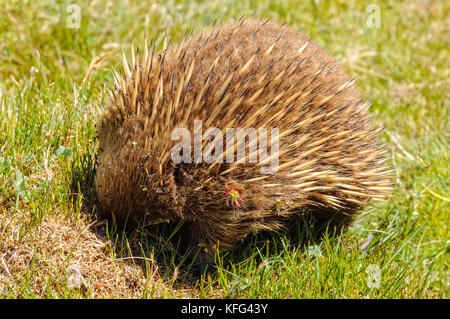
[{"left": 95, "top": 19, "right": 393, "bottom": 262}]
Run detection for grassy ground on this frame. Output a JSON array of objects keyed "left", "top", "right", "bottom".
[{"left": 0, "top": 0, "right": 448, "bottom": 298}]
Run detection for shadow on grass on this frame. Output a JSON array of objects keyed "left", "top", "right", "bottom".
[{"left": 69, "top": 152, "right": 348, "bottom": 287}]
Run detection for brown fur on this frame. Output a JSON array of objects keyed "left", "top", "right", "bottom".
[{"left": 95, "top": 19, "right": 394, "bottom": 262}]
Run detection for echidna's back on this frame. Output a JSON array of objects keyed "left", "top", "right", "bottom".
[{"left": 161, "top": 19, "right": 363, "bottom": 134}]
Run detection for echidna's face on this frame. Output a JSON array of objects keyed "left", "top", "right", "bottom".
[{"left": 95, "top": 123, "right": 183, "bottom": 223}]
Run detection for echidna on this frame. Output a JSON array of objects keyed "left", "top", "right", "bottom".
[{"left": 95, "top": 19, "right": 393, "bottom": 265}]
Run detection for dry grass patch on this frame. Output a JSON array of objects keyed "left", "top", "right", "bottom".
[{"left": 0, "top": 208, "right": 190, "bottom": 298}]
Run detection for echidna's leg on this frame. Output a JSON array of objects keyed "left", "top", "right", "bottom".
[
  {"left": 183, "top": 221, "right": 217, "bottom": 274},
  {"left": 184, "top": 218, "right": 242, "bottom": 274}
]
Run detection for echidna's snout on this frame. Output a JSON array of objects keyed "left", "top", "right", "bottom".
[{"left": 95, "top": 153, "right": 164, "bottom": 223}]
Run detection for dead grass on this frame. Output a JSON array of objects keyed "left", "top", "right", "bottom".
[{"left": 0, "top": 208, "right": 192, "bottom": 298}]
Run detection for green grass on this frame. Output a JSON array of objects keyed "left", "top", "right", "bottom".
[{"left": 0, "top": 0, "right": 448, "bottom": 298}]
